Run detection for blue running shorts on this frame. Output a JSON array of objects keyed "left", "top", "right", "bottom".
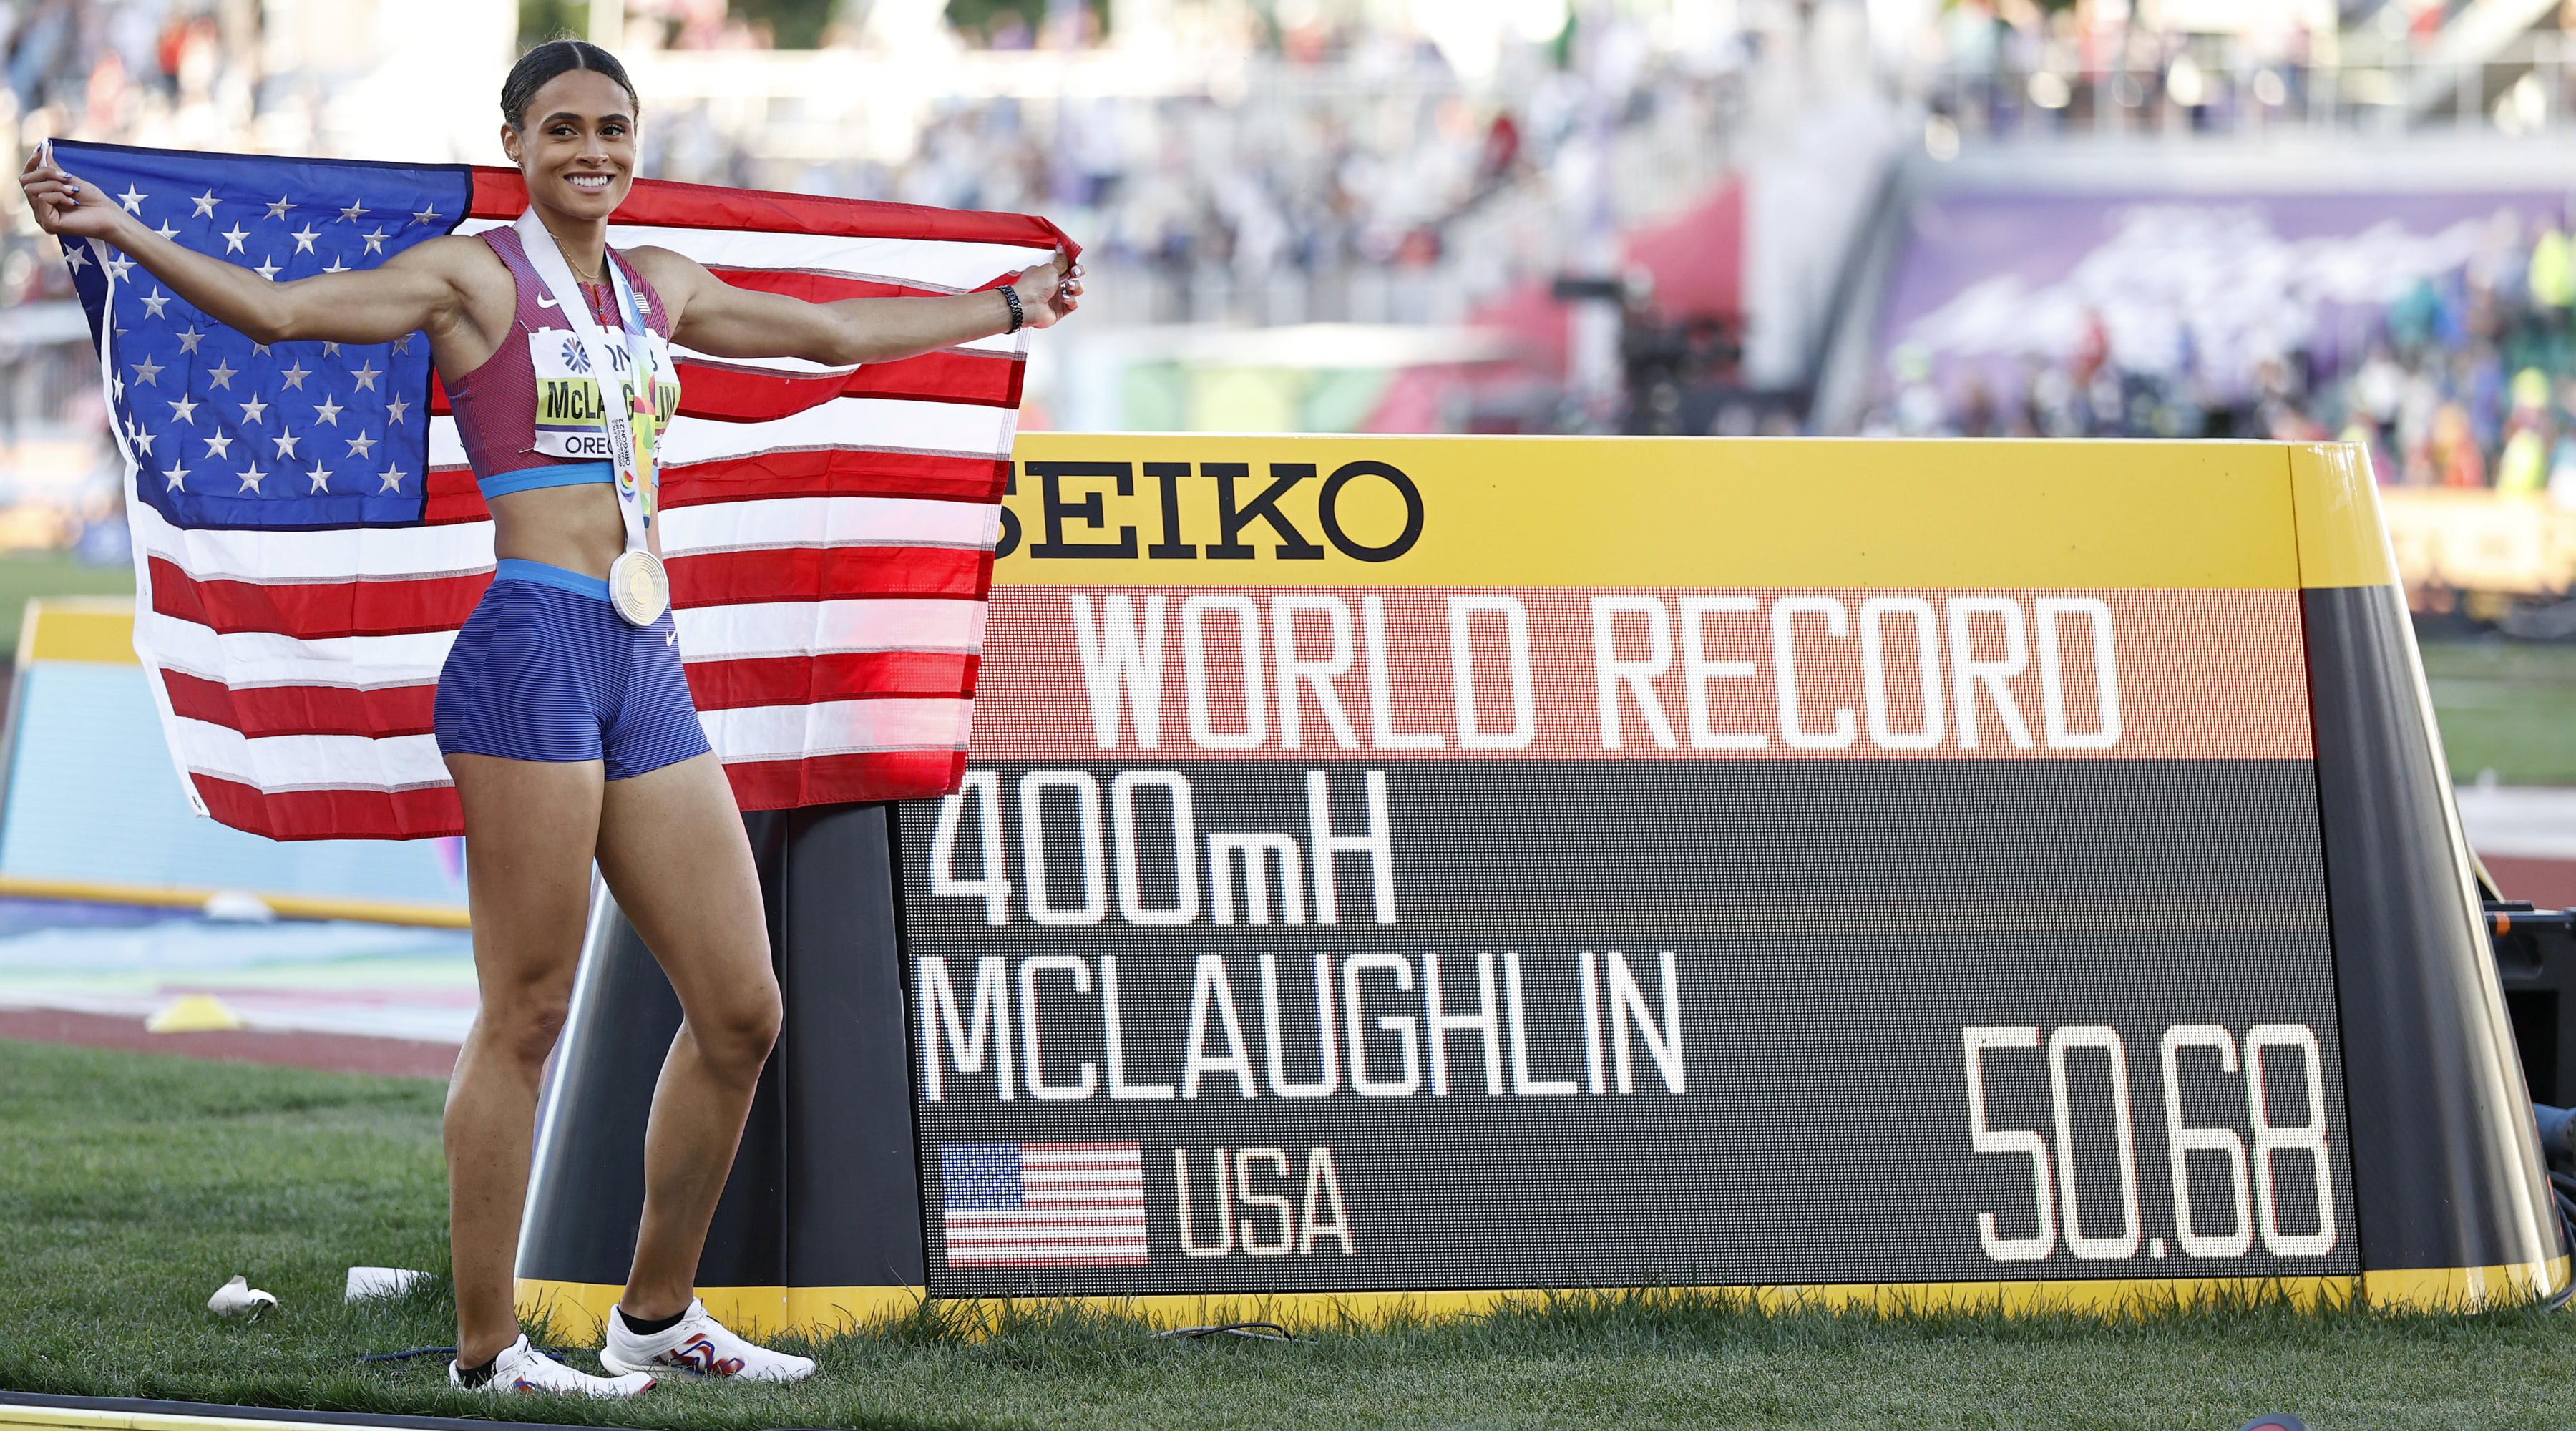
[{"left": 434, "top": 558, "right": 713, "bottom": 781}]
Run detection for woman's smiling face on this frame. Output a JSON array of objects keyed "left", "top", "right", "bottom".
[{"left": 507, "top": 68, "right": 638, "bottom": 223}]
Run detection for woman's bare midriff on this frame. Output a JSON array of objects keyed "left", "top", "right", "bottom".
[{"left": 487, "top": 481, "right": 655, "bottom": 578}]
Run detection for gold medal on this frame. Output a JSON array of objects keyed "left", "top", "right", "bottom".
[{"left": 609, "top": 549, "right": 670, "bottom": 627}]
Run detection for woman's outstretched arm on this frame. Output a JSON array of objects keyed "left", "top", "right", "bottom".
[
  {"left": 650, "top": 248, "right": 1082, "bottom": 368},
  {"left": 19, "top": 147, "right": 470, "bottom": 347}
]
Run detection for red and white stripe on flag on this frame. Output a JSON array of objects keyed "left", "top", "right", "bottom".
[{"left": 134, "top": 170, "right": 1068, "bottom": 840}]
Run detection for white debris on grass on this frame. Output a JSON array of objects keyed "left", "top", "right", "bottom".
[
  {"left": 207, "top": 1274, "right": 276, "bottom": 1319},
  {"left": 345, "top": 1266, "right": 425, "bottom": 1301}
]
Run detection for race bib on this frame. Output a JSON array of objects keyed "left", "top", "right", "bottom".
[
  {"left": 527, "top": 327, "right": 682, "bottom": 461},
  {"left": 530, "top": 327, "right": 614, "bottom": 461}
]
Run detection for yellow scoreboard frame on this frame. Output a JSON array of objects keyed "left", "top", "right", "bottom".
[{"left": 518, "top": 437, "right": 2562, "bottom": 1336}]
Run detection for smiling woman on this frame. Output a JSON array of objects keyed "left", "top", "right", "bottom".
[{"left": 16, "top": 32, "right": 1080, "bottom": 1402}]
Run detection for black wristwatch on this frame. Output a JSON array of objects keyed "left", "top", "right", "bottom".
[{"left": 998, "top": 284, "right": 1025, "bottom": 334}]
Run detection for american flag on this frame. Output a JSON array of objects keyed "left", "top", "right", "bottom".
[
  {"left": 941, "top": 1141, "right": 1148, "bottom": 1267},
  {"left": 57, "top": 138, "right": 1068, "bottom": 841}
]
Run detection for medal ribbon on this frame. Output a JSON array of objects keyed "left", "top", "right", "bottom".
[{"left": 512, "top": 208, "right": 658, "bottom": 555}]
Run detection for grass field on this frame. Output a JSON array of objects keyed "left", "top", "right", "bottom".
[
  {"left": 3, "top": 1040, "right": 2576, "bottom": 1430},
  {"left": 2421, "top": 638, "right": 2576, "bottom": 786}
]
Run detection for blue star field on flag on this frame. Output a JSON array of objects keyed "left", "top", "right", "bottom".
[{"left": 56, "top": 140, "right": 474, "bottom": 530}]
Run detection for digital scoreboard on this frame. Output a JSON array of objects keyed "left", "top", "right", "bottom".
[
  {"left": 895, "top": 436, "right": 2558, "bottom": 1308},
  {"left": 517, "top": 436, "right": 2562, "bottom": 1333}
]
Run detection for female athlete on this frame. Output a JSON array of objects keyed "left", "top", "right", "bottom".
[{"left": 19, "top": 39, "right": 1077, "bottom": 1395}]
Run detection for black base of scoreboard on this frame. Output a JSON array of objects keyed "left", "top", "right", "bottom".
[
  {"left": 517, "top": 806, "right": 927, "bottom": 1299},
  {"left": 2303, "top": 585, "right": 2557, "bottom": 1278}
]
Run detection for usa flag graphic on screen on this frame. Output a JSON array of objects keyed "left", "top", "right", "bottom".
[{"left": 941, "top": 1142, "right": 1146, "bottom": 1267}]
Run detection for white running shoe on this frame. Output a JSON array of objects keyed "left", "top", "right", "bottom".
[
  {"left": 449, "top": 1334, "right": 655, "bottom": 1397},
  {"left": 600, "top": 1299, "right": 818, "bottom": 1383}
]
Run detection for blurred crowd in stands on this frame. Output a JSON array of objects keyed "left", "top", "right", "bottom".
[
  {"left": 1863, "top": 210, "right": 2576, "bottom": 504},
  {"left": 628, "top": 44, "right": 1750, "bottom": 336},
  {"left": 0, "top": 0, "right": 1757, "bottom": 328},
  {"left": 8, "top": 0, "right": 2576, "bottom": 517},
  {"left": 849, "top": 77, "right": 1737, "bottom": 331},
  {"left": 0, "top": 0, "right": 1762, "bottom": 466},
  {"left": 2343, "top": 228, "right": 2576, "bottom": 502},
  {"left": 1908, "top": 0, "right": 2576, "bottom": 141},
  {"left": 0, "top": 2, "right": 258, "bottom": 306}
]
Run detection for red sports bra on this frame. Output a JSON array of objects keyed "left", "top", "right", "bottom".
[{"left": 445, "top": 224, "right": 676, "bottom": 492}]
